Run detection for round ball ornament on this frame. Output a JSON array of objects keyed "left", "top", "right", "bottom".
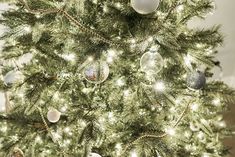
[
  {"left": 83, "top": 61, "right": 109, "bottom": 84},
  {"left": 88, "top": 153, "right": 102, "bottom": 157},
  {"left": 131, "top": 0, "right": 160, "bottom": 14},
  {"left": 9, "top": 148, "right": 24, "bottom": 157},
  {"left": 140, "top": 51, "right": 164, "bottom": 75},
  {"left": 4, "top": 70, "right": 24, "bottom": 85},
  {"left": 47, "top": 109, "right": 61, "bottom": 123},
  {"left": 186, "top": 71, "right": 206, "bottom": 90}
]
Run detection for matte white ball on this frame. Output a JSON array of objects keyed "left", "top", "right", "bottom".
[
  {"left": 47, "top": 109, "right": 61, "bottom": 123},
  {"left": 3, "top": 70, "right": 24, "bottom": 84},
  {"left": 140, "top": 51, "right": 164, "bottom": 75},
  {"left": 131, "top": 0, "right": 160, "bottom": 14},
  {"left": 88, "top": 153, "right": 102, "bottom": 157}
]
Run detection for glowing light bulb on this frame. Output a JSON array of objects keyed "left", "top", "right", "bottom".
[
  {"left": 197, "top": 131, "right": 204, "bottom": 140},
  {"left": 148, "top": 36, "right": 154, "bottom": 42},
  {"left": 176, "top": 5, "right": 184, "bottom": 13},
  {"left": 123, "top": 90, "right": 130, "bottom": 97},
  {"left": 1, "top": 126, "right": 7, "bottom": 133},
  {"left": 23, "top": 26, "right": 32, "bottom": 33},
  {"left": 35, "top": 136, "right": 42, "bottom": 144},
  {"left": 191, "top": 103, "right": 199, "bottom": 111},
  {"left": 131, "top": 151, "right": 138, "bottom": 157},
  {"left": 60, "top": 106, "right": 67, "bottom": 113},
  {"left": 62, "top": 53, "right": 76, "bottom": 62},
  {"left": 202, "top": 153, "right": 210, "bottom": 157},
  {"left": 116, "top": 78, "right": 125, "bottom": 87},
  {"left": 154, "top": 82, "right": 165, "bottom": 92},
  {"left": 115, "top": 3, "right": 122, "bottom": 9},
  {"left": 166, "top": 128, "right": 176, "bottom": 136},
  {"left": 213, "top": 98, "right": 220, "bottom": 106},
  {"left": 88, "top": 56, "right": 94, "bottom": 62},
  {"left": 184, "top": 54, "right": 192, "bottom": 66}
]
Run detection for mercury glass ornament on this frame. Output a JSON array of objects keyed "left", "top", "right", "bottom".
[
  {"left": 83, "top": 61, "right": 109, "bottom": 84},
  {"left": 131, "top": 0, "right": 160, "bottom": 14},
  {"left": 140, "top": 51, "right": 164, "bottom": 75},
  {"left": 88, "top": 153, "right": 102, "bottom": 157},
  {"left": 10, "top": 148, "right": 24, "bottom": 157},
  {"left": 47, "top": 109, "right": 61, "bottom": 123},
  {"left": 186, "top": 71, "right": 206, "bottom": 90},
  {"left": 3, "top": 70, "right": 24, "bottom": 85}
]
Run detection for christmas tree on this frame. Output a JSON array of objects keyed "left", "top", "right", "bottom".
[{"left": 0, "top": 0, "right": 234, "bottom": 156}]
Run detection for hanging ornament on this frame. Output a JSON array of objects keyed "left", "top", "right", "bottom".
[
  {"left": 186, "top": 71, "right": 206, "bottom": 90},
  {"left": 3, "top": 70, "right": 24, "bottom": 85},
  {"left": 83, "top": 61, "right": 109, "bottom": 84},
  {"left": 47, "top": 109, "right": 61, "bottom": 123},
  {"left": 9, "top": 147, "right": 24, "bottom": 157},
  {"left": 88, "top": 153, "right": 102, "bottom": 157},
  {"left": 140, "top": 50, "right": 164, "bottom": 75},
  {"left": 131, "top": 0, "right": 160, "bottom": 14}
]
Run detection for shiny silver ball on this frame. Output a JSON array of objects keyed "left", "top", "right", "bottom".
[
  {"left": 83, "top": 61, "right": 109, "bottom": 84},
  {"left": 186, "top": 71, "right": 206, "bottom": 90},
  {"left": 131, "top": 0, "right": 160, "bottom": 14}
]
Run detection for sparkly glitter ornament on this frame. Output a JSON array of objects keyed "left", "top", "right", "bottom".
[
  {"left": 3, "top": 70, "right": 24, "bottom": 85},
  {"left": 140, "top": 51, "right": 164, "bottom": 75},
  {"left": 47, "top": 109, "right": 61, "bottom": 123},
  {"left": 131, "top": 0, "right": 160, "bottom": 14},
  {"left": 88, "top": 153, "right": 102, "bottom": 157},
  {"left": 186, "top": 71, "right": 206, "bottom": 90},
  {"left": 9, "top": 148, "right": 24, "bottom": 157},
  {"left": 83, "top": 61, "right": 109, "bottom": 84}
]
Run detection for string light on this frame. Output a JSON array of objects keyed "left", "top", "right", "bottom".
[
  {"left": 166, "top": 128, "right": 176, "bottom": 136},
  {"left": 131, "top": 151, "right": 138, "bottom": 157},
  {"left": 123, "top": 89, "right": 130, "bottom": 97},
  {"left": 176, "top": 5, "right": 184, "bottom": 13},
  {"left": 154, "top": 82, "right": 165, "bottom": 92},
  {"left": 88, "top": 56, "right": 94, "bottom": 62},
  {"left": 116, "top": 78, "right": 125, "bottom": 87},
  {"left": 184, "top": 54, "right": 193, "bottom": 67},
  {"left": 62, "top": 53, "right": 76, "bottom": 62},
  {"left": 23, "top": 25, "right": 32, "bottom": 33},
  {"left": 191, "top": 103, "right": 199, "bottom": 111},
  {"left": 213, "top": 98, "right": 220, "bottom": 106}
]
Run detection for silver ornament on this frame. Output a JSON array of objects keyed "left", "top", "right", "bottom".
[
  {"left": 47, "top": 109, "right": 61, "bottom": 123},
  {"left": 131, "top": 0, "right": 160, "bottom": 14},
  {"left": 186, "top": 71, "right": 206, "bottom": 90},
  {"left": 9, "top": 147, "right": 24, "bottom": 157},
  {"left": 3, "top": 70, "right": 24, "bottom": 85},
  {"left": 140, "top": 51, "right": 164, "bottom": 75},
  {"left": 88, "top": 153, "right": 102, "bottom": 157},
  {"left": 83, "top": 61, "right": 109, "bottom": 84}
]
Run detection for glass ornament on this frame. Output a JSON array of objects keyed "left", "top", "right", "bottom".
[
  {"left": 140, "top": 51, "right": 164, "bottom": 75},
  {"left": 83, "top": 61, "right": 109, "bottom": 84}
]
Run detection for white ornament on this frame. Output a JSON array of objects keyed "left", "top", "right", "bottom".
[
  {"left": 140, "top": 51, "right": 164, "bottom": 75},
  {"left": 3, "top": 70, "right": 24, "bottom": 84},
  {"left": 131, "top": 0, "right": 160, "bottom": 14},
  {"left": 47, "top": 109, "right": 61, "bottom": 123},
  {"left": 88, "top": 153, "right": 102, "bottom": 157}
]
